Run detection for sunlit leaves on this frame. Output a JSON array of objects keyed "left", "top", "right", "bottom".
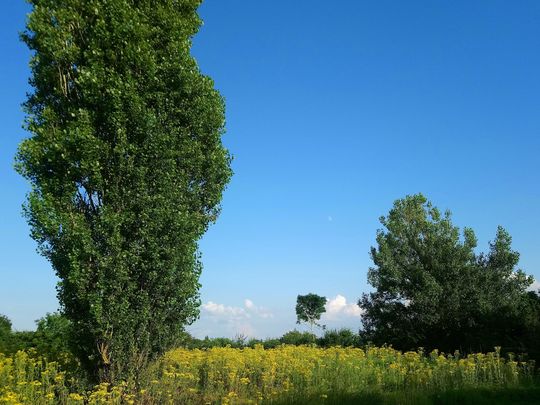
[{"left": 17, "top": 0, "right": 231, "bottom": 383}]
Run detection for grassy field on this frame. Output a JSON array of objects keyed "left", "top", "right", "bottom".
[{"left": 0, "top": 345, "right": 538, "bottom": 404}]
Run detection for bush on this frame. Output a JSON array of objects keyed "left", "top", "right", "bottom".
[
  {"left": 318, "top": 328, "right": 361, "bottom": 348},
  {"left": 0, "top": 313, "right": 77, "bottom": 368},
  {"left": 280, "top": 330, "right": 317, "bottom": 346},
  {"left": 0, "top": 315, "right": 35, "bottom": 355},
  {"left": 0, "top": 315, "right": 12, "bottom": 354},
  {"left": 262, "top": 339, "right": 281, "bottom": 349},
  {"left": 190, "top": 336, "right": 237, "bottom": 349}
]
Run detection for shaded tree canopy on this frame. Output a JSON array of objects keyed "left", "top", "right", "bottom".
[{"left": 359, "top": 194, "right": 533, "bottom": 352}]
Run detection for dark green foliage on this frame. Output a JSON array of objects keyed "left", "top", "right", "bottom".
[
  {"left": 296, "top": 293, "right": 327, "bottom": 331},
  {"left": 0, "top": 313, "right": 75, "bottom": 367},
  {"left": 280, "top": 330, "right": 317, "bottom": 346},
  {"left": 259, "top": 338, "right": 281, "bottom": 349},
  {"left": 317, "top": 328, "right": 361, "bottom": 348},
  {"left": 0, "top": 315, "right": 11, "bottom": 334},
  {"left": 267, "top": 386, "right": 540, "bottom": 405},
  {"left": 0, "top": 316, "right": 33, "bottom": 355},
  {"left": 181, "top": 335, "right": 251, "bottom": 350},
  {"left": 33, "top": 313, "right": 75, "bottom": 365},
  {"left": 359, "top": 194, "right": 534, "bottom": 353},
  {"left": 8, "top": 332, "right": 36, "bottom": 354},
  {"left": 520, "top": 291, "right": 540, "bottom": 350},
  {"left": 182, "top": 330, "right": 364, "bottom": 349},
  {"left": 17, "top": 0, "right": 231, "bottom": 382},
  {"left": 492, "top": 290, "right": 540, "bottom": 362},
  {"left": 193, "top": 336, "right": 237, "bottom": 348},
  {"left": 0, "top": 315, "right": 13, "bottom": 354}
]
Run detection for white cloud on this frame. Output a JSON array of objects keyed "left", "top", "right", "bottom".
[
  {"left": 244, "top": 299, "right": 254, "bottom": 310},
  {"left": 244, "top": 299, "right": 274, "bottom": 319},
  {"left": 202, "top": 301, "right": 248, "bottom": 320},
  {"left": 202, "top": 299, "right": 273, "bottom": 320},
  {"left": 528, "top": 279, "right": 540, "bottom": 292},
  {"left": 323, "top": 295, "right": 363, "bottom": 321},
  {"left": 198, "top": 299, "right": 274, "bottom": 338}
]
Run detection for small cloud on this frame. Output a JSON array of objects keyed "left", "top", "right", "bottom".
[
  {"left": 244, "top": 299, "right": 254, "bottom": 309},
  {"left": 202, "top": 299, "right": 273, "bottom": 320},
  {"left": 202, "top": 301, "right": 248, "bottom": 320},
  {"left": 323, "top": 295, "right": 363, "bottom": 321},
  {"left": 328, "top": 216, "right": 333, "bottom": 222},
  {"left": 199, "top": 299, "right": 274, "bottom": 338},
  {"left": 245, "top": 298, "right": 274, "bottom": 319},
  {"left": 528, "top": 279, "right": 540, "bottom": 292}
]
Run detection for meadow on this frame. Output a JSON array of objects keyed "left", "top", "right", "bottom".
[{"left": 1, "top": 345, "right": 538, "bottom": 404}]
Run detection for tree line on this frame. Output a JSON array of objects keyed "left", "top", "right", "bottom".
[
  {"left": 298, "top": 194, "right": 540, "bottom": 359},
  {"left": 3, "top": 193, "right": 540, "bottom": 374}
]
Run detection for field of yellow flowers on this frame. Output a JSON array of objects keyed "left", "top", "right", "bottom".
[{"left": 0, "top": 345, "right": 536, "bottom": 404}]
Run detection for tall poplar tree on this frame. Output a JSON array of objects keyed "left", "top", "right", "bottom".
[{"left": 17, "top": 0, "right": 231, "bottom": 382}]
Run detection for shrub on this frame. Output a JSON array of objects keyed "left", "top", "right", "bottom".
[
  {"left": 318, "top": 328, "right": 361, "bottom": 347},
  {"left": 280, "top": 330, "right": 317, "bottom": 346}
]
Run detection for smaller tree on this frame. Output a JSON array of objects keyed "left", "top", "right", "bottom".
[
  {"left": 359, "top": 193, "right": 533, "bottom": 352},
  {"left": 318, "top": 328, "right": 360, "bottom": 348},
  {"left": 33, "top": 313, "right": 74, "bottom": 365},
  {"left": 0, "top": 315, "right": 12, "bottom": 354},
  {"left": 296, "top": 294, "right": 327, "bottom": 332},
  {"left": 280, "top": 330, "right": 317, "bottom": 346}
]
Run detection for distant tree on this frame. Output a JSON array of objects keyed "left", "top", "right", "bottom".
[
  {"left": 33, "top": 313, "right": 74, "bottom": 364},
  {"left": 296, "top": 294, "right": 327, "bottom": 331},
  {"left": 318, "top": 328, "right": 360, "bottom": 348},
  {"left": 196, "top": 336, "right": 236, "bottom": 349},
  {"left": 0, "top": 315, "right": 12, "bottom": 353},
  {"left": 280, "top": 330, "right": 317, "bottom": 346},
  {"left": 359, "top": 194, "right": 533, "bottom": 352},
  {"left": 0, "top": 315, "right": 11, "bottom": 335},
  {"left": 261, "top": 338, "right": 281, "bottom": 349},
  {"left": 17, "top": 0, "right": 231, "bottom": 383}
]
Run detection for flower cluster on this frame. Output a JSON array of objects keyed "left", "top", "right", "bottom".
[{"left": 0, "top": 346, "right": 534, "bottom": 404}]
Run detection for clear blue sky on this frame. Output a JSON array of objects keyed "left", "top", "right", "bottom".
[{"left": 1, "top": 1, "right": 539, "bottom": 338}]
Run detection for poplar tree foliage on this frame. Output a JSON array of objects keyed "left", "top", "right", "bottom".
[
  {"left": 359, "top": 194, "right": 533, "bottom": 352},
  {"left": 17, "top": 0, "right": 232, "bottom": 381}
]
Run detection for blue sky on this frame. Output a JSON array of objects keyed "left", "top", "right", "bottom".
[{"left": 1, "top": 0, "right": 539, "bottom": 338}]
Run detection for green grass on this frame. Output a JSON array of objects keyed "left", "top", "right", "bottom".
[{"left": 267, "top": 386, "right": 540, "bottom": 405}]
